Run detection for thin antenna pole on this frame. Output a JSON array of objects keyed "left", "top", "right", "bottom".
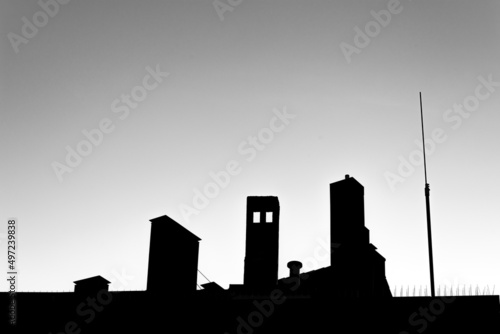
[
  {"left": 420, "top": 92, "right": 436, "bottom": 297},
  {"left": 420, "top": 93, "right": 428, "bottom": 184}
]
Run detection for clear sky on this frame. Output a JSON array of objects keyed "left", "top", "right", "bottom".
[{"left": 1, "top": 0, "right": 499, "bottom": 294}]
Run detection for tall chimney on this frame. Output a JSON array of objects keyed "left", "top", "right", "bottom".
[
  {"left": 146, "top": 215, "right": 200, "bottom": 294},
  {"left": 244, "top": 196, "right": 280, "bottom": 289}
]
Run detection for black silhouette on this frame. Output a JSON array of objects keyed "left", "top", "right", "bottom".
[
  {"left": 146, "top": 214, "right": 200, "bottom": 295},
  {"left": 244, "top": 196, "right": 280, "bottom": 290},
  {"left": 73, "top": 276, "right": 110, "bottom": 296},
  {"left": 2, "top": 175, "right": 499, "bottom": 333}
]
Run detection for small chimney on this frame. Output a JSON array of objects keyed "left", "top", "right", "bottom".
[
  {"left": 345, "top": 174, "right": 349, "bottom": 179},
  {"left": 287, "top": 261, "right": 302, "bottom": 278},
  {"left": 73, "top": 275, "right": 110, "bottom": 297}
]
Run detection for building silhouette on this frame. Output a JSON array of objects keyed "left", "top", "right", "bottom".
[
  {"left": 146, "top": 214, "right": 200, "bottom": 295},
  {"left": 244, "top": 196, "right": 280, "bottom": 290},
  {"left": 328, "top": 175, "right": 391, "bottom": 298},
  {"left": 2, "top": 175, "right": 499, "bottom": 333}
]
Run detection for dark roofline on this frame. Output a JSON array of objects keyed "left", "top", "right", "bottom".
[
  {"left": 149, "top": 214, "right": 201, "bottom": 241},
  {"left": 73, "top": 275, "right": 111, "bottom": 284},
  {"left": 330, "top": 174, "right": 363, "bottom": 188}
]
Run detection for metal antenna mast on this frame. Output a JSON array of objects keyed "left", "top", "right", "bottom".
[{"left": 420, "top": 92, "right": 435, "bottom": 297}]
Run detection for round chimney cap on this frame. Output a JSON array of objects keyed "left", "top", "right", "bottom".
[{"left": 287, "top": 260, "right": 302, "bottom": 269}]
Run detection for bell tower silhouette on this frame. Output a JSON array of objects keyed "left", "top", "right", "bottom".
[{"left": 243, "top": 196, "right": 280, "bottom": 289}]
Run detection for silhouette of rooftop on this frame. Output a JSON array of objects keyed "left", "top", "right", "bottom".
[{"left": 2, "top": 175, "right": 499, "bottom": 333}]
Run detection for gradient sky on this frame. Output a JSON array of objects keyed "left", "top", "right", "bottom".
[{"left": 1, "top": 0, "right": 499, "bottom": 294}]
